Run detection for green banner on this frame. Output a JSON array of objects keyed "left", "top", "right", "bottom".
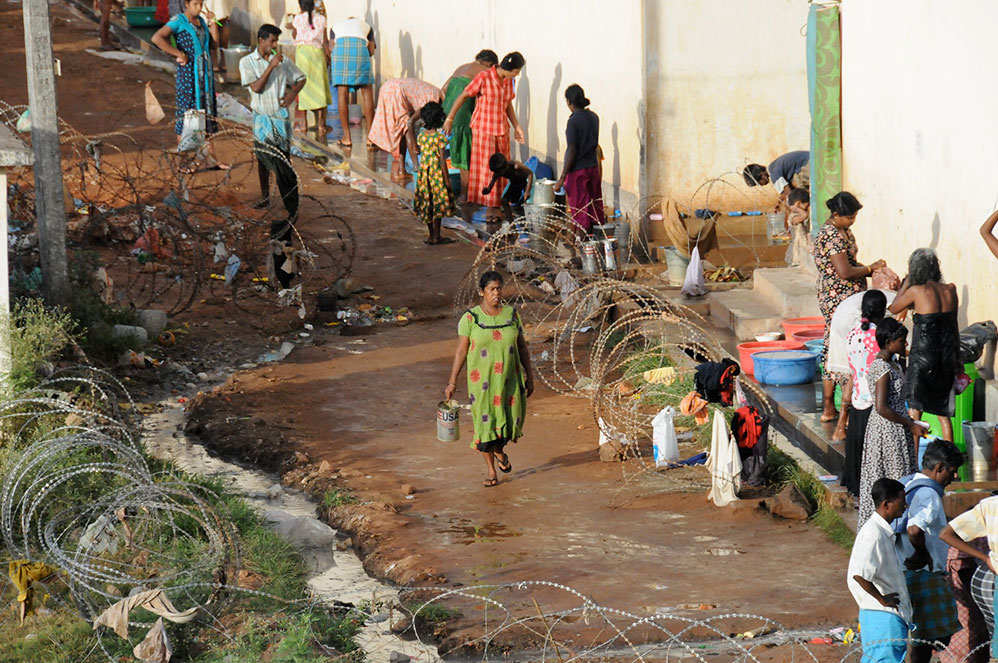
[{"left": 807, "top": 3, "right": 842, "bottom": 233}]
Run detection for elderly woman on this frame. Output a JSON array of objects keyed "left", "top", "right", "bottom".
[
  {"left": 812, "top": 191, "right": 885, "bottom": 427},
  {"left": 888, "top": 248, "right": 960, "bottom": 442},
  {"left": 329, "top": 15, "right": 375, "bottom": 148},
  {"left": 367, "top": 78, "right": 442, "bottom": 181},
  {"left": 444, "top": 271, "right": 535, "bottom": 487},
  {"left": 443, "top": 52, "right": 526, "bottom": 220},
  {"left": 441, "top": 50, "right": 499, "bottom": 203}
]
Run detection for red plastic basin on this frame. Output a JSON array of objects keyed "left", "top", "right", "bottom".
[
  {"left": 792, "top": 328, "right": 825, "bottom": 343},
  {"left": 737, "top": 340, "right": 806, "bottom": 375},
  {"left": 781, "top": 316, "right": 825, "bottom": 339}
]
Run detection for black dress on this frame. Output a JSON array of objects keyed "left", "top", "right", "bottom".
[{"left": 906, "top": 310, "right": 959, "bottom": 417}]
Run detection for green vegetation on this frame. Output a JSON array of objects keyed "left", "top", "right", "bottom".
[
  {"left": 407, "top": 601, "right": 462, "bottom": 624},
  {"left": 765, "top": 447, "right": 854, "bottom": 549},
  {"left": 322, "top": 487, "right": 358, "bottom": 508},
  {"left": 65, "top": 251, "right": 143, "bottom": 359},
  {"left": 6, "top": 298, "right": 77, "bottom": 392}
]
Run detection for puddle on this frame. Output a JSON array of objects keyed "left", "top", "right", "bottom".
[
  {"left": 438, "top": 518, "right": 523, "bottom": 545},
  {"left": 142, "top": 397, "right": 439, "bottom": 662}
]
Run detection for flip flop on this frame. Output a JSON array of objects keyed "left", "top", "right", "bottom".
[
  {"left": 336, "top": 139, "right": 353, "bottom": 148},
  {"left": 435, "top": 237, "right": 455, "bottom": 245},
  {"left": 483, "top": 477, "right": 499, "bottom": 488},
  {"left": 252, "top": 199, "right": 270, "bottom": 210},
  {"left": 820, "top": 413, "right": 838, "bottom": 423},
  {"left": 496, "top": 454, "right": 512, "bottom": 473}
]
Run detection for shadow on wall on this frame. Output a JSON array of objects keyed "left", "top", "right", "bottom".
[
  {"left": 268, "top": 0, "right": 282, "bottom": 30},
  {"left": 364, "top": 0, "right": 381, "bottom": 83},
  {"left": 930, "top": 212, "right": 941, "bottom": 250},
  {"left": 515, "top": 73, "right": 530, "bottom": 162},
  {"left": 398, "top": 31, "right": 423, "bottom": 79},
  {"left": 546, "top": 63, "right": 562, "bottom": 167}
]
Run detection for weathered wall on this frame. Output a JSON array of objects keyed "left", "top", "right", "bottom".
[
  {"left": 644, "top": 0, "right": 810, "bottom": 211},
  {"left": 839, "top": 0, "right": 998, "bottom": 329},
  {"left": 226, "top": 0, "right": 645, "bottom": 211}
]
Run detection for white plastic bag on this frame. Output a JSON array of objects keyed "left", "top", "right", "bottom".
[
  {"left": 681, "top": 246, "right": 707, "bottom": 296},
  {"left": 177, "top": 109, "right": 206, "bottom": 152},
  {"left": 144, "top": 82, "right": 165, "bottom": 125},
  {"left": 651, "top": 405, "right": 679, "bottom": 467}
]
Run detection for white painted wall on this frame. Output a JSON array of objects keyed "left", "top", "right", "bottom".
[
  {"left": 644, "top": 0, "right": 810, "bottom": 210},
  {"left": 840, "top": 0, "right": 998, "bottom": 329}
]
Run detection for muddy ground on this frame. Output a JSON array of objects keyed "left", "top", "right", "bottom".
[{"left": 3, "top": 2, "right": 857, "bottom": 656}]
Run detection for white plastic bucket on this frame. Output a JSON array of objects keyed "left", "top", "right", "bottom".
[
  {"left": 663, "top": 246, "right": 690, "bottom": 284},
  {"left": 436, "top": 400, "right": 460, "bottom": 442},
  {"left": 962, "top": 421, "right": 997, "bottom": 481},
  {"left": 221, "top": 46, "right": 251, "bottom": 81}
]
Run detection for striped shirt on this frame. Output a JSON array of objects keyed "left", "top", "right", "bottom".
[{"left": 465, "top": 66, "right": 514, "bottom": 137}]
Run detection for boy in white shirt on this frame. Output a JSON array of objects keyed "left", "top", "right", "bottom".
[
  {"left": 896, "top": 440, "right": 964, "bottom": 663},
  {"left": 848, "top": 477, "right": 910, "bottom": 663}
]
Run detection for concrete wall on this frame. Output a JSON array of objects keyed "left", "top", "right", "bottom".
[
  {"left": 226, "top": 0, "right": 645, "bottom": 211},
  {"left": 644, "top": 0, "right": 810, "bottom": 211},
  {"left": 839, "top": 0, "right": 998, "bottom": 330}
]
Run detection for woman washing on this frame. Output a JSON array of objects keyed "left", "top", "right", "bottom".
[
  {"left": 888, "top": 248, "right": 961, "bottom": 442},
  {"left": 443, "top": 52, "right": 526, "bottom": 221},
  {"left": 441, "top": 50, "right": 499, "bottom": 203},
  {"left": 367, "top": 78, "right": 442, "bottom": 182},
  {"left": 857, "top": 318, "right": 924, "bottom": 526},
  {"left": 445, "top": 271, "right": 535, "bottom": 487},
  {"left": 151, "top": 0, "right": 227, "bottom": 170},
  {"left": 287, "top": 0, "right": 331, "bottom": 141},
  {"left": 555, "top": 84, "right": 605, "bottom": 237},
  {"left": 811, "top": 192, "right": 885, "bottom": 431}
]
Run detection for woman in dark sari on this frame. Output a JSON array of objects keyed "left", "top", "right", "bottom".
[{"left": 889, "top": 248, "right": 960, "bottom": 442}]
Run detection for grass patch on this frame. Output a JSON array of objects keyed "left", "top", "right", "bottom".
[
  {"left": 765, "top": 446, "right": 854, "bottom": 549},
  {"left": 408, "top": 602, "right": 462, "bottom": 623},
  {"left": 322, "top": 488, "right": 358, "bottom": 508},
  {"left": 6, "top": 298, "right": 77, "bottom": 392}
]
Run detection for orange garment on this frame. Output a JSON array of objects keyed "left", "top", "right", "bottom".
[{"left": 680, "top": 391, "right": 709, "bottom": 425}]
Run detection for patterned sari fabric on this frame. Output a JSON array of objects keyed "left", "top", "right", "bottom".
[
  {"left": 806, "top": 3, "right": 842, "bottom": 239},
  {"left": 367, "top": 78, "right": 441, "bottom": 157},
  {"left": 166, "top": 14, "right": 217, "bottom": 135},
  {"left": 464, "top": 67, "right": 514, "bottom": 207},
  {"left": 442, "top": 76, "right": 474, "bottom": 170},
  {"left": 413, "top": 130, "right": 455, "bottom": 224},
  {"left": 813, "top": 222, "right": 865, "bottom": 382}
]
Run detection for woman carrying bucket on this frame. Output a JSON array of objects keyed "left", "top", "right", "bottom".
[{"left": 444, "top": 271, "right": 535, "bottom": 487}]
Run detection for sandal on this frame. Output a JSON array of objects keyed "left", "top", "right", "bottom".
[
  {"left": 496, "top": 454, "right": 512, "bottom": 473},
  {"left": 336, "top": 139, "right": 353, "bottom": 148},
  {"left": 482, "top": 477, "right": 499, "bottom": 488}
]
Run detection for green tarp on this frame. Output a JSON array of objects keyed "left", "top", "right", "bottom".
[{"left": 807, "top": 3, "right": 842, "bottom": 233}]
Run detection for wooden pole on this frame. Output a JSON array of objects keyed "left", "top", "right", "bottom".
[{"left": 22, "top": 0, "right": 68, "bottom": 305}]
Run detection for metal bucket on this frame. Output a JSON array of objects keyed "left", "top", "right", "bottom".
[
  {"left": 663, "top": 246, "right": 690, "bottom": 284},
  {"left": 962, "top": 421, "right": 998, "bottom": 480},
  {"left": 436, "top": 400, "right": 460, "bottom": 442},
  {"left": 602, "top": 238, "right": 618, "bottom": 271},
  {"left": 221, "top": 46, "right": 251, "bottom": 81},
  {"left": 524, "top": 203, "right": 558, "bottom": 252},
  {"left": 532, "top": 179, "right": 557, "bottom": 206},
  {"left": 581, "top": 241, "right": 600, "bottom": 274}
]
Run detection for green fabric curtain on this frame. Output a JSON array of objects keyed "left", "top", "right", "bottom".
[{"left": 807, "top": 3, "right": 842, "bottom": 233}]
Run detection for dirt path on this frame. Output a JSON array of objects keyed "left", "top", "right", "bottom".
[{"left": 4, "top": 3, "right": 856, "bottom": 654}]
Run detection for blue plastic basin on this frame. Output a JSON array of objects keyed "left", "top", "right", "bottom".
[{"left": 753, "top": 350, "right": 817, "bottom": 386}]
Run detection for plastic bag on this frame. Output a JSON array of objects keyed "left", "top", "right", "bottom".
[
  {"left": 145, "top": 82, "right": 165, "bottom": 125},
  {"left": 681, "top": 246, "right": 707, "bottom": 296},
  {"left": 651, "top": 406, "right": 679, "bottom": 467},
  {"left": 959, "top": 321, "right": 998, "bottom": 364},
  {"left": 15, "top": 109, "right": 31, "bottom": 133},
  {"left": 177, "top": 109, "right": 206, "bottom": 152},
  {"left": 871, "top": 266, "right": 901, "bottom": 291}
]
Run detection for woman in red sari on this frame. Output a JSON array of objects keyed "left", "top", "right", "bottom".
[{"left": 443, "top": 51, "right": 525, "bottom": 219}]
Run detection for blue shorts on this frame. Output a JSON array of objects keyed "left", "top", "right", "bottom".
[{"left": 859, "top": 609, "right": 908, "bottom": 663}]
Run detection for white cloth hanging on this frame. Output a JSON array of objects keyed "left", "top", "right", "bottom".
[
  {"left": 651, "top": 405, "right": 679, "bottom": 467},
  {"left": 681, "top": 246, "right": 707, "bottom": 297},
  {"left": 707, "top": 408, "right": 742, "bottom": 506}
]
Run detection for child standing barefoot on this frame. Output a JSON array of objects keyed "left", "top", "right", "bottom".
[{"left": 413, "top": 101, "right": 456, "bottom": 245}]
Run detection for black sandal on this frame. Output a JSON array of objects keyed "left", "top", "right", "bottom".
[
  {"left": 483, "top": 477, "right": 499, "bottom": 488},
  {"left": 496, "top": 454, "right": 512, "bottom": 473}
]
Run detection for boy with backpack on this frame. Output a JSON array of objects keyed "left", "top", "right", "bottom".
[{"left": 896, "top": 439, "right": 965, "bottom": 663}]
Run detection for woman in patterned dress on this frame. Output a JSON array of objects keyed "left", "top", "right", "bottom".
[
  {"left": 412, "top": 102, "right": 455, "bottom": 245},
  {"left": 445, "top": 271, "right": 535, "bottom": 487},
  {"left": 857, "top": 318, "right": 925, "bottom": 526},
  {"left": 367, "top": 78, "right": 441, "bottom": 182},
  {"left": 151, "top": 0, "right": 226, "bottom": 169},
  {"left": 811, "top": 191, "right": 885, "bottom": 426},
  {"left": 443, "top": 52, "right": 525, "bottom": 220},
  {"left": 287, "top": 0, "right": 331, "bottom": 140}
]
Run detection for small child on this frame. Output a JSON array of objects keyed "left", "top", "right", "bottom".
[
  {"left": 848, "top": 477, "right": 911, "bottom": 663},
  {"left": 897, "top": 440, "right": 965, "bottom": 663},
  {"left": 482, "top": 153, "right": 533, "bottom": 226},
  {"left": 413, "top": 101, "right": 456, "bottom": 245},
  {"left": 785, "top": 188, "right": 812, "bottom": 268}
]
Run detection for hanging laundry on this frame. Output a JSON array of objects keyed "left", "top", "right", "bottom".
[
  {"left": 8, "top": 560, "right": 56, "bottom": 622},
  {"left": 694, "top": 358, "right": 740, "bottom": 405},
  {"left": 707, "top": 408, "right": 742, "bottom": 506},
  {"left": 651, "top": 405, "right": 679, "bottom": 466},
  {"left": 93, "top": 589, "right": 198, "bottom": 639},
  {"left": 731, "top": 405, "right": 771, "bottom": 487},
  {"left": 680, "top": 391, "right": 709, "bottom": 425}
]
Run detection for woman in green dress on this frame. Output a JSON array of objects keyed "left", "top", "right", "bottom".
[{"left": 445, "top": 271, "right": 535, "bottom": 487}]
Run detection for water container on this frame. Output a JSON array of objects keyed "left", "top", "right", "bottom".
[
  {"left": 962, "top": 422, "right": 998, "bottom": 481},
  {"left": 765, "top": 212, "right": 786, "bottom": 244},
  {"left": 524, "top": 156, "right": 554, "bottom": 181},
  {"left": 532, "top": 179, "right": 557, "bottom": 206},
  {"left": 663, "top": 246, "right": 690, "bottom": 284},
  {"left": 222, "top": 46, "right": 251, "bottom": 81},
  {"left": 581, "top": 242, "right": 600, "bottom": 274},
  {"left": 436, "top": 401, "right": 460, "bottom": 442},
  {"left": 752, "top": 350, "right": 818, "bottom": 385}
]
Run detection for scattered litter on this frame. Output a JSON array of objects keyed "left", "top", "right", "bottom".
[
  {"left": 706, "top": 548, "right": 743, "bottom": 556},
  {"left": 224, "top": 254, "right": 241, "bottom": 281},
  {"left": 144, "top": 81, "right": 165, "bottom": 124},
  {"left": 16, "top": 108, "right": 31, "bottom": 133},
  {"left": 214, "top": 91, "right": 252, "bottom": 122},
  {"left": 257, "top": 341, "right": 295, "bottom": 363},
  {"left": 85, "top": 48, "right": 177, "bottom": 74}
]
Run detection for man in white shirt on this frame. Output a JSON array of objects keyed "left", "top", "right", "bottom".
[
  {"left": 896, "top": 440, "right": 964, "bottom": 663},
  {"left": 239, "top": 24, "right": 306, "bottom": 220},
  {"left": 848, "top": 477, "right": 910, "bottom": 663}
]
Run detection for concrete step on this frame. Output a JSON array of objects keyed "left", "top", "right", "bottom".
[
  {"left": 751, "top": 267, "right": 822, "bottom": 318},
  {"left": 709, "top": 289, "right": 782, "bottom": 341}
]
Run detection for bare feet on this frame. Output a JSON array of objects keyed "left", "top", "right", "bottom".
[
  {"left": 820, "top": 408, "right": 839, "bottom": 424},
  {"left": 831, "top": 423, "right": 847, "bottom": 442}
]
